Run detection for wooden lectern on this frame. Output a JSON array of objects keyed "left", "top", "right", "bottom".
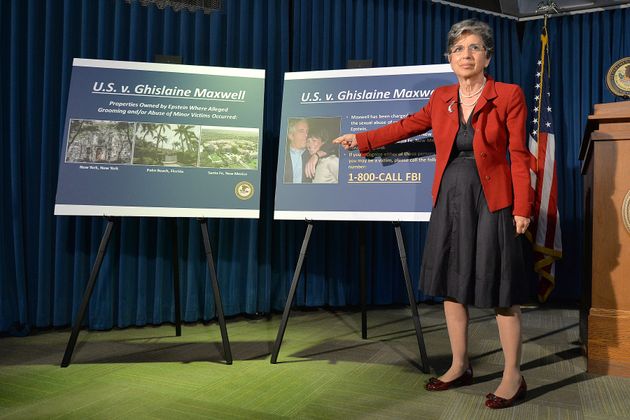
[{"left": 579, "top": 101, "right": 630, "bottom": 377}]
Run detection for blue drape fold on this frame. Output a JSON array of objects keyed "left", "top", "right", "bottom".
[{"left": 2, "top": 0, "right": 629, "bottom": 333}]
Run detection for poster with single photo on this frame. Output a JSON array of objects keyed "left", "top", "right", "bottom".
[{"left": 274, "top": 64, "right": 457, "bottom": 221}]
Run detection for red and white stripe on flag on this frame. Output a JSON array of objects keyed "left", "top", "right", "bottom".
[{"left": 527, "top": 27, "right": 562, "bottom": 302}]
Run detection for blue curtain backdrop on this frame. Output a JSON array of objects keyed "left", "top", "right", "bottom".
[
  {"left": 1, "top": 0, "right": 629, "bottom": 333},
  {"left": 521, "top": 9, "right": 630, "bottom": 302}
]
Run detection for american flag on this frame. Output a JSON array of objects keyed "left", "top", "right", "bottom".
[{"left": 527, "top": 25, "right": 562, "bottom": 302}]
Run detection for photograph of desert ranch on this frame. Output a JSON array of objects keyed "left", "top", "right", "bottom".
[{"left": 198, "top": 126, "right": 259, "bottom": 169}]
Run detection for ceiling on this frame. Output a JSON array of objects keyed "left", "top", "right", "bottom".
[{"left": 441, "top": 0, "right": 629, "bottom": 18}]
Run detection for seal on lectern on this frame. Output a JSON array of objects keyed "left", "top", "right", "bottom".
[{"left": 623, "top": 190, "right": 630, "bottom": 235}]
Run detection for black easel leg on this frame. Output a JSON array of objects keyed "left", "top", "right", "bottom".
[
  {"left": 393, "top": 222, "right": 430, "bottom": 373},
  {"left": 199, "top": 219, "right": 232, "bottom": 364},
  {"left": 270, "top": 220, "right": 314, "bottom": 364},
  {"left": 359, "top": 224, "right": 367, "bottom": 339},
  {"left": 172, "top": 219, "right": 182, "bottom": 337},
  {"left": 61, "top": 217, "right": 116, "bottom": 368}
]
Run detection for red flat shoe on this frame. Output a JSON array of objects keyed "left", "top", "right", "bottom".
[
  {"left": 485, "top": 376, "right": 527, "bottom": 409},
  {"left": 425, "top": 366, "right": 473, "bottom": 391}
]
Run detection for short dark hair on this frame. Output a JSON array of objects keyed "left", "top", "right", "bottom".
[
  {"left": 307, "top": 128, "right": 330, "bottom": 143},
  {"left": 308, "top": 128, "right": 340, "bottom": 157}
]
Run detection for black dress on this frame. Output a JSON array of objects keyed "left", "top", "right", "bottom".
[{"left": 418, "top": 105, "right": 528, "bottom": 308}]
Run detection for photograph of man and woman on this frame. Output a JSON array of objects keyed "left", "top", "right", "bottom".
[{"left": 283, "top": 117, "right": 341, "bottom": 184}]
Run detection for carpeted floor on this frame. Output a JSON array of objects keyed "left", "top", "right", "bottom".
[{"left": 2, "top": 305, "right": 630, "bottom": 419}]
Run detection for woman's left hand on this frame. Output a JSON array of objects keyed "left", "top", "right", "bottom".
[{"left": 513, "top": 215, "right": 530, "bottom": 235}]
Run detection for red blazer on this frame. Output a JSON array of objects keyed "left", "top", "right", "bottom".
[{"left": 356, "top": 76, "right": 533, "bottom": 217}]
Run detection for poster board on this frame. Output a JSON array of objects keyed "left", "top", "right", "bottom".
[
  {"left": 54, "top": 59, "right": 265, "bottom": 218},
  {"left": 274, "top": 64, "right": 456, "bottom": 221}
]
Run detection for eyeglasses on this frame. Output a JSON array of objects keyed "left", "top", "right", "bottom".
[{"left": 449, "top": 44, "right": 486, "bottom": 55}]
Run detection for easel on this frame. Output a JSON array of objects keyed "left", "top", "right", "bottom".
[
  {"left": 270, "top": 220, "right": 430, "bottom": 373},
  {"left": 60, "top": 216, "right": 232, "bottom": 367}
]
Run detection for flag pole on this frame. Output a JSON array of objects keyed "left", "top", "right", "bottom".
[
  {"left": 529, "top": 0, "right": 562, "bottom": 302},
  {"left": 534, "top": 0, "right": 557, "bottom": 172}
]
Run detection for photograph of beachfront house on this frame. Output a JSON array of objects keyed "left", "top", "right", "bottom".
[{"left": 131, "top": 123, "right": 200, "bottom": 167}]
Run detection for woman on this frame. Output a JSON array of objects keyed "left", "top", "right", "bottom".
[
  {"left": 334, "top": 19, "right": 531, "bottom": 409},
  {"left": 306, "top": 128, "right": 340, "bottom": 184}
]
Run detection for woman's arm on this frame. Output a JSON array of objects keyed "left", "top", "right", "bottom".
[
  {"left": 334, "top": 93, "right": 436, "bottom": 154},
  {"left": 506, "top": 86, "right": 534, "bottom": 218},
  {"left": 355, "top": 94, "right": 434, "bottom": 155}
]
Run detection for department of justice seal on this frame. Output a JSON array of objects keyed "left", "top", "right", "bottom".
[
  {"left": 235, "top": 181, "right": 254, "bottom": 200},
  {"left": 606, "top": 57, "right": 630, "bottom": 98},
  {"left": 623, "top": 190, "right": 630, "bottom": 235}
]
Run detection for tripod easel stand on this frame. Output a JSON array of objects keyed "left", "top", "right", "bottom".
[
  {"left": 270, "top": 219, "right": 430, "bottom": 373},
  {"left": 60, "top": 216, "right": 232, "bottom": 367}
]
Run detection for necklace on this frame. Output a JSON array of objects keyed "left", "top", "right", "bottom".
[
  {"left": 459, "top": 77, "right": 486, "bottom": 98},
  {"left": 460, "top": 95, "right": 481, "bottom": 107}
]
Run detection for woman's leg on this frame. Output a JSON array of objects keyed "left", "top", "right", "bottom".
[
  {"left": 439, "top": 298, "right": 470, "bottom": 381},
  {"left": 493, "top": 305, "right": 523, "bottom": 397}
]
